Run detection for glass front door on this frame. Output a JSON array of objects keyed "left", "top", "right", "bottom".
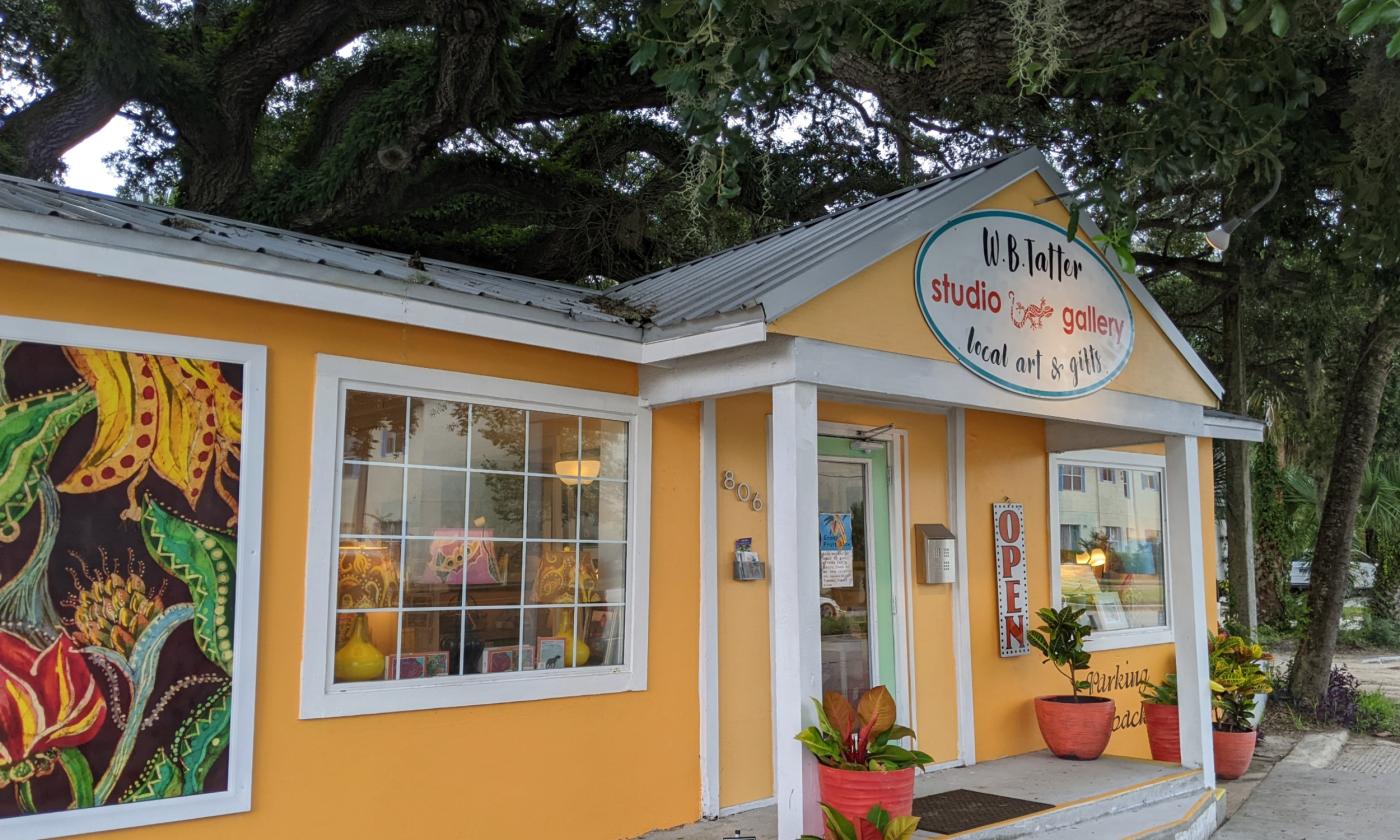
[{"left": 817, "top": 436, "right": 895, "bottom": 706}]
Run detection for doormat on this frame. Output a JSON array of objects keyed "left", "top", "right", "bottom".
[{"left": 911, "top": 788, "right": 1053, "bottom": 835}]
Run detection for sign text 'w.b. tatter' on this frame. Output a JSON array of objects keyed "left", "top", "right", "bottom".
[{"left": 994, "top": 502, "right": 1030, "bottom": 657}]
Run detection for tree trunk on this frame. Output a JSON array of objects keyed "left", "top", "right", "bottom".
[
  {"left": 1289, "top": 307, "right": 1400, "bottom": 709},
  {"left": 1222, "top": 283, "right": 1258, "bottom": 637}
]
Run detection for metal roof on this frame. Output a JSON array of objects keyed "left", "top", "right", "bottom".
[
  {"left": 0, "top": 172, "right": 631, "bottom": 329},
  {"left": 601, "top": 152, "right": 1020, "bottom": 326}
]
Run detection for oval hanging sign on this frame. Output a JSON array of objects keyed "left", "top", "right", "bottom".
[{"left": 913, "top": 210, "right": 1134, "bottom": 399}]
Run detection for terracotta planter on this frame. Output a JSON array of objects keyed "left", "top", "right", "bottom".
[
  {"left": 1142, "top": 702, "right": 1181, "bottom": 763},
  {"left": 1034, "top": 695, "right": 1115, "bottom": 761},
  {"left": 817, "top": 763, "right": 915, "bottom": 840},
  {"left": 1213, "top": 727, "right": 1258, "bottom": 780}
]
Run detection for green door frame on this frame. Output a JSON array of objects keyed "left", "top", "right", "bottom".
[{"left": 818, "top": 435, "right": 896, "bottom": 696}]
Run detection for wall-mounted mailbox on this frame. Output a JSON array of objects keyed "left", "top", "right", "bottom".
[
  {"left": 733, "top": 537, "right": 766, "bottom": 581},
  {"left": 917, "top": 524, "right": 957, "bottom": 584}
]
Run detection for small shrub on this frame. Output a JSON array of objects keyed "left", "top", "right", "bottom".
[
  {"left": 1316, "top": 666, "right": 1362, "bottom": 728},
  {"left": 1338, "top": 617, "right": 1400, "bottom": 650},
  {"left": 1353, "top": 691, "right": 1400, "bottom": 734}
]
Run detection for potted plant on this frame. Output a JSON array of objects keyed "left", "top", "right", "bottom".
[
  {"left": 1027, "top": 605, "right": 1115, "bottom": 760},
  {"left": 1209, "top": 632, "right": 1273, "bottom": 780},
  {"left": 795, "top": 686, "right": 932, "bottom": 839},
  {"left": 1139, "top": 674, "right": 1180, "bottom": 763},
  {"left": 802, "top": 803, "right": 921, "bottom": 840}
]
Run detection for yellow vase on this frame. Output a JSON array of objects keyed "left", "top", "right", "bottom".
[
  {"left": 335, "top": 613, "right": 385, "bottom": 681},
  {"left": 558, "top": 630, "right": 591, "bottom": 667}
]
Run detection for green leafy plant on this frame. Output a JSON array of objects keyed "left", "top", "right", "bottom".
[
  {"left": 794, "top": 686, "right": 933, "bottom": 771},
  {"left": 1027, "top": 605, "right": 1094, "bottom": 698},
  {"left": 1139, "top": 673, "right": 1180, "bottom": 705},
  {"left": 1209, "top": 632, "right": 1274, "bottom": 732},
  {"left": 801, "top": 802, "right": 920, "bottom": 840},
  {"left": 1354, "top": 690, "right": 1400, "bottom": 734}
]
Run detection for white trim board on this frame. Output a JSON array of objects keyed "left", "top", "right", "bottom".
[
  {"left": 948, "top": 409, "right": 977, "bottom": 766},
  {"left": 298, "top": 354, "right": 652, "bottom": 718},
  {"left": 640, "top": 336, "right": 1213, "bottom": 440},
  {"left": 0, "top": 218, "right": 765, "bottom": 366},
  {"left": 698, "top": 399, "right": 721, "bottom": 818},
  {"left": 0, "top": 315, "right": 266, "bottom": 840}
]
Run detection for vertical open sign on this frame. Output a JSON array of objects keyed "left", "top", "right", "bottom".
[{"left": 994, "top": 502, "right": 1030, "bottom": 657}]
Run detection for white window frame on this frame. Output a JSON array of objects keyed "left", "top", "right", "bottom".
[
  {"left": 0, "top": 315, "right": 265, "bottom": 840},
  {"left": 299, "top": 355, "right": 651, "bottom": 718},
  {"left": 1048, "top": 449, "right": 1171, "bottom": 651}
]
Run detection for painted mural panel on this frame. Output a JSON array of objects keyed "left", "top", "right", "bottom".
[{"left": 0, "top": 336, "right": 242, "bottom": 821}]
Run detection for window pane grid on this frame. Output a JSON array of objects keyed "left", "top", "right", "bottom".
[
  {"left": 334, "top": 388, "right": 629, "bottom": 684},
  {"left": 341, "top": 458, "right": 628, "bottom": 482},
  {"left": 1056, "top": 460, "right": 1167, "bottom": 636}
]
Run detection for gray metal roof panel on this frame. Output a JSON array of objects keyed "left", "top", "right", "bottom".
[
  {"left": 603, "top": 154, "right": 1016, "bottom": 325},
  {"left": 0, "top": 172, "right": 624, "bottom": 325}
]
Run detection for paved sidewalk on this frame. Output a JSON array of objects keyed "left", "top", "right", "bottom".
[{"left": 1216, "top": 733, "right": 1400, "bottom": 839}]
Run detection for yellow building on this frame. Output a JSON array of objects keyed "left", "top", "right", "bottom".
[{"left": 0, "top": 149, "right": 1257, "bottom": 839}]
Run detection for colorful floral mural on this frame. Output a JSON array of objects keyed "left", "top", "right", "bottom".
[{"left": 0, "top": 336, "right": 242, "bottom": 820}]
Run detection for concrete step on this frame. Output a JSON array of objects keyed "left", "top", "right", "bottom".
[
  {"left": 922, "top": 770, "right": 1206, "bottom": 839},
  {"left": 1030, "top": 788, "right": 1225, "bottom": 840}
]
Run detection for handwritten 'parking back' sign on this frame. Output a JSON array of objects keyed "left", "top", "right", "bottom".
[
  {"left": 994, "top": 502, "right": 1030, "bottom": 658},
  {"left": 914, "top": 210, "right": 1134, "bottom": 399}
]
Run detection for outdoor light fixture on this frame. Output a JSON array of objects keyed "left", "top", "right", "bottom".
[
  {"left": 1206, "top": 165, "right": 1283, "bottom": 252},
  {"left": 851, "top": 423, "right": 894, "bottom": 451},
  {"left": 555, "top": 459, "right": 601, "bottom": 486}
]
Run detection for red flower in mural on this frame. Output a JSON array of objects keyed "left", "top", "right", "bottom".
[{"left": 0, "top": 631, "right": 108, "bottom": 786}]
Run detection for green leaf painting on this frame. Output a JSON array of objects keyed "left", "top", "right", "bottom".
[
  {"left": 140, "top": 497, "right": 237, "bottom": 673},
  {"left": 0, "top": 385, "right": 95, "bottom": 542},
  {"left": 122, "top": 683, "right": 233, "bottom": 803}
]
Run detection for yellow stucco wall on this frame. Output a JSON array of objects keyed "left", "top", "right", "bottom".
[
  {"left": 770, "top": 172, "right": 1218, "bottom": 408},
  {"left": 963, "top": 412, "right": 1219, "bottom": 761},
  {"left": 0, "top": 260, "right": 701, "bottom": 840}
]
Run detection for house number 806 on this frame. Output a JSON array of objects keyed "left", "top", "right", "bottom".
[{"left": 722, "top": 470, "right": 764, "bottom": 512}]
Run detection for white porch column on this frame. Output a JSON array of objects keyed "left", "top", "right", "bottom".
[
  {"left": 771, "top": 382, "right": 822, "bottom": 837},
  {"left": 1165, "top": 435, "right": 1216, "bottom": 790}
]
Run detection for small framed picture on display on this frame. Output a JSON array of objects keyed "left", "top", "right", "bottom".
[
  {"left": 481, "top": 645, "right": 525, "bottom": 673},
  {"left": 1094, "top": 592, "right": 1131, "bottom": 631},
  {"left": 536, "top": 637, "right": 567, "bottom": 670}
]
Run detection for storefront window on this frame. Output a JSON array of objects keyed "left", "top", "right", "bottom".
[
  {"left": 335, "top": 390, "right": 628, "bottom": 681},
  {"left": 1053, "top": 456, "right": 1168, "bottom": 643},
  {"left": 303, "top": 357, "right": 648, "bottom": 717}
]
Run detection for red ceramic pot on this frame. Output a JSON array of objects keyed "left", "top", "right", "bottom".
[
  {"left": 1034, "top": 695, "right": 1116, "bottom": 761},
  {"left": 1143, "top": 702, "right": 1181, "bottom": 763},
  {"left": 1213, "top": 727, "right": 1258, "bottom": 780},
  {"left": 817, "top": 763, "right": 915, "bottom": 840}
]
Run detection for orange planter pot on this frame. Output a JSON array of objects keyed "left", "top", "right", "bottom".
[
  {"left": 1213, "top": 727, "right": 1258, "bottom": 780},
  {"left": 1034, "top": 695, "right": 1115, "bottom": 761},
  {"left": 817, "top": 763, "right": 915, "bottom": 840},
  {"left": 1142, "top": 702, "right": 1181, "bottom": 763}
]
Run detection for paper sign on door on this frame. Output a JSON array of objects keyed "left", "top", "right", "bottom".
[{"left": 819, "top": 512, "right": 855, "bottom": 588}]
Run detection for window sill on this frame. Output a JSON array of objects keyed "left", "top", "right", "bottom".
[
  {"left": 299, "top": 666, "right": 644, "bottom": 719},
  {"left": 1084, "top": 627, "right": 1172, "bottom": 652}
]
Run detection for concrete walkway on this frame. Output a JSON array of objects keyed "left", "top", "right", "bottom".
[{"left": 1216, "top": 732, "right": 1400, "bottom": 839}]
